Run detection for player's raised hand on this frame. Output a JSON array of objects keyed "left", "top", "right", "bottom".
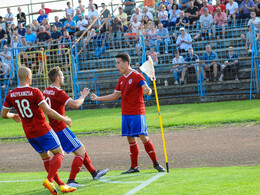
[
  {"left": 13, "top": 114, "right": 21, "bottom": 123},
  {"left": 91, "top": 93, "right": 99, "bottom": 101},
  {"left": 64, "top": 116, "right": 72, "bottom": 127},
  {"left": 80, "top": 87, "right": 90, "bottom": 98}
]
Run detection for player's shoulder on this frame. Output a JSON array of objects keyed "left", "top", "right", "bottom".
[{"left": 132, "top": 70, "right": 144, "bottom": 78}]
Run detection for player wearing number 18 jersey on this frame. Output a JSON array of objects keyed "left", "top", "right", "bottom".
[
  {"left": 1, "top": 67, "right": 76, "bottom": 195},
  {"left": 43, "top": 66, "right": 108, "bottom": 187}
]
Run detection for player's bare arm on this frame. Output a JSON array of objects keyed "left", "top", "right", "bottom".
[
  {"left": 142, "top": 84, "right": 152, "bottom": 96},
  {"left": 1, "top": 108, "right": 22, "bottom": 123},
  {"left": 67, "top": 87, "right": 90, "bottom": 109},
  {"left": 39, "top": 101, "right": 72, "bottom": 127},
  {"left": 91, "top": 91, "right": 121, "bottom": 102}
]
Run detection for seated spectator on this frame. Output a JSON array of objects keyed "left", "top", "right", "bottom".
[
  {"left": 157, "top": 0, "right": 170, "bottom": 11},
  {"left": 167, "top": 0, "right": 175, "bottom": 11},
  {"left": 202, "top": 44, "right": 218, "bottom": 82},
  {"left": 142, "top": 7, "right": 153, "bottom": 21},
  {"left": 100, "top": 3, "right": 111, "bottom": 32},
  {"left": 0, "top": 16, "right": 8, "bottom": 32},
  {"left": 89, "top": 15, "right": 101, "bottom": 30},
  {"left": 226, "top": 0, "right": 238, "bottom": 26},
  {"left": 143, "top": 0, "right": 156, "bottom": 13},
  {"left": 176, "top": 11, "right": 190, "bottom": 28},
  {"left": 238, "top": 0, "right": 255, "bottom": 22},
  {"left": 20, "top": 36, "right": 27, "bottom": 51},
  {"left": 0, "top": 45, "right": 12, "bottom": 72},
  {"left": 255, "top": 0, "right": 260, "bottom": 16},
  {"left": 4, "top": 8, "right": 14, "bottom": 25},
  {"left": 182, "top": 48, "right": 200, "bottom": 84},
  {"left": 171, "top": 50, "right": 185, "bottom": 85},
  {"left": 130, "top": 8, "right": 143, "bottom": 22},
  {"left": 194, "top": 8, "right": 213, "bottom": 40},
  {"left": 219, "top": 47, "right": 239, "bottom": 81},
  {"left": 17, "top": 7, "right": 26, "bottom": 25},
  {"left": 242, "top": 26, "right": 253, "bottom": 52},
  {"left": 109, "top": 17, "right": 124, "bottom": 49},
  {"left": 199, "top": 0, "right": 214, "bottom": 15},
  {"left": 37, "top": 26, "right": 50, "bottom": 45},
  {"left": 65, "top": 1, "right": 75, "bottom": 17},
  {"left": 117, "top": 7, "right": 128, "bottom": 32},
  {"left": 186, "top": 0, "right": 199, "bottom": 27},
  {"left": 195, "top": 0, "right": 203, "bottom": 9},
  {"left": 75, "top": 15, "right": 88, "bottom": 38},
  {"left": 125, "top": 15, "right": 141, "bottom": 46},
  {"left": 176, "top": 27, "right": 192, "bottom": 53},
  {"left": 168, "top": 4, "right": 181, "bottom": 29},
  {"left": 61, "top": 30, "right": 72, "bottom": 68},
  {"left": 213, "top": 7, "right": 228, "bottom": 38},
  {"left": 74, "top": 8, "right": 84, "bottom": 23},
  {"left": 178, "top": 0, "right": 190, "bottom": 10},
  {"left": 123, "top": 0, "right": 136, "bottom": 15},
  {"left": 18, "top": 23, "right": 26, "bottom": 36},
  {"left": 155, "top": 23, "right": 171, "bottom": 54},
  {"left": 54, "top": 16, "right": 63, "bottom": 32},
  {"left": 247, "top": 11, "right": 260, "bottom": 31},
  {"left": 158, "top": 5, "right": 168, "bottom": 27},
  {"left": 30, "top": 19, "right": 40, "bottom": 34},
  {"left": 64, "top": 14, "right": 76, "bottom": 36},
  {"left": 93, "top": 29, "right": 107, "bottom": 57},
  {"left": 0, "top": 25, "right": 7, "bottom": 50},
  {"left": 135, "top": 24, "right": 149, "bottom": 56},
  {"left": 37, "top": 9, "right": 48, "bottom": 24},
  {"left": 147, "top": 46, "right": 158, "bottom": 65},
  {"left": 0, "top": 59, "right": 11, "bottom": 89},
  {"left": 50, "top": 25, "right": 62, "bottom": 46},
  {"left": 42, "top": 18, "right": 51, "bottom": 33},
  {"left": 142, "top": 16, "right": 152, "bottom": 29},
  {"left": 25, "top": 27, "right": 36, "bottom": 44},
  {"left": 11, "top": 36, "right": 20, "bottom": 57},
  {"left": 213, "top": 0, "right": 226, "bottom": 14},
  {"left": 147, "top": 22, "right": 158, "bottom": 46},
  {"left": 10, "top": 30, "right": 22, "bottom": 45}
]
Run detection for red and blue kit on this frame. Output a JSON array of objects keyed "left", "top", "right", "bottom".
[
  {"left": 3, "top": 86, "right": 51, "bottom": 139},
  {"left": 43, "top": 86, "right": 71, "bottom": 133}
]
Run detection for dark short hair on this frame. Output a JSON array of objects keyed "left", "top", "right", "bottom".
[
  {"left": 116, "top": 53, "right": 131, "bottom": 65},
  {"left": 48, "top": 66, "right": 61, "bottom": 83},
  {"left": 172, "top": 4, "right": 178, "bottom": 10}
]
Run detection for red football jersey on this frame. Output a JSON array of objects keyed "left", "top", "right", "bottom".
[
  {"left": 115, "top": 70, "right": 146, "bottom": 115},
  {"left": 43, "top": 86, "right": 71, "bottom": 133},
  {"left": 3, "top": 86, "right": 51, "bottom": 139}
]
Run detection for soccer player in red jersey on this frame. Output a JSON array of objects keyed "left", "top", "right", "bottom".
[
  {"left": 91, "top": 53, "right": 165, "bottom": 174},
  {"left": 43, "top": 66, "right": 108, "bottom": 187},
  {"left": 1, "top": 67, "right": 76, "bottom": 195}
]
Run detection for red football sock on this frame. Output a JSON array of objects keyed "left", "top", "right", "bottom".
[
  {"left": 69, "top": 155, "right": 84, "bottom": 180},
  {"left": 83, "top": 151, "right": 95, "bottom": 174},
  {"left": 47, "top": 153, "right": 64, "bottom": 183},
  {"left": 144, "top": 140, "right": 157, "bottom": 165},
  {"left": 129, "top": 141, "right": 139, "bottom": 168},
  {"left": 43, "top": 157, "right": 65, "bottom": 186}
]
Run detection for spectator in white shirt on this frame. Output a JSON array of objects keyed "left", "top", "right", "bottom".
[
  {"left": 125, "top": 15, "right": 141, "bottom": 46},
  {"left": 65, "top": 1, "right": 75, "bottom": 17},
  {"left": 176, "top": 27, "right": 192, "bottom": 53},
  {"left": 226, "top": 0, "right": 238, "bottom": 26},
  {"left": 142, "top": 7, "right": 153, "bottom": 21},
  {"left": 4, "top": 8, "right": 14, "bottom": 25},
  {"left": 75, "top": 15, "right": 89, "bottom": 38},
  {"left": 88, "top": 4, "right": 99, "bottom": 22},
  {"left": 171, "top": 50, "right": 185, "bottom": 85},
  {"left": 130, "top": 8, "right": 143, "bottom": 22},
  {"left": 158, "top": 5, "right": 169, "bottom": 27},
  {"left": 248, "top": 11, "right": 260, "bottom": 31}
]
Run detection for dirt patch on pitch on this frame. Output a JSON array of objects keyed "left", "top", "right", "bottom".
[{"left": 0, "top": 124, "right": 259, "bottom": 173}]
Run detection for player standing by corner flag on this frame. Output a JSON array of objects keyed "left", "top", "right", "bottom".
[
  {"left": 91, "top": 53, "right": 165, "bottom": 174},
  {"left": 43, "top": 66, "right": 108, "bottom": 187},
  {"left": 1, "top": 67, "right": 76, "bottom": 195}
]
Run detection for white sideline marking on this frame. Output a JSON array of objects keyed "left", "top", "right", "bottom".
[
  {"left": 99, "top": 178, "right": 142, "bottom": 184},
  {"left": 124, "top": 173, "right": 166, "bottom": 195}
]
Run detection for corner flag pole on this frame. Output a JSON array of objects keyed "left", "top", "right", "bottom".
[{"left": 140, "top": 56, "right": 169, "bottom": 173}]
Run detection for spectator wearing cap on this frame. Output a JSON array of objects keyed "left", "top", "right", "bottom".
[
  {"left": 142, "top": 7, "right": 153, "bottom": 21},
  {"left": 176, "top": 11, "right": 190, "bottom": 28},
  {"left": 0, "top": 25, "right": 8, "bottom": 51},
  {"left": 238, "top": 0, "right": 254, "bottom": 21},
  {"left": 213, "top": 7, "right": 227, "bottom": 39},
  {"left": 54, "top": 16, "right": 63, "bottom": 32},
  {"left": 179, "top": 0, "right": 190, "bottom": 10},
  {"left": 171, "top": 50, "right": 185, "bottom": 85},
  {"left": 130, "top": 8, "right": 143, "bottom": 22},
  {"left": 123, "top": 0, "right": 136, "bottom": 15},
  {"left": 199, "top": 0, "right": 214, "bottom": 15},
  {"left": 37, "top": 9, "right": 48, "bottom": 24},
  {"left": 17, "top": 7, "right": 26, "bottom": 25},
  {"left": 65, "top": 1, "right": 75, "bottom": 17},
  {"left": 155, "top": 22, "right": 171, "bottom": 54},
  {"left": 37, "top": 26, "right": 50, "bottom": 45},
  {"left": 202, "top": 44, "right": 219, "bottom": 82},
  {"left": 186, "top": 0, "right": 200, "bottom": 26},
  {"left": 93, "top": 29, "right": 107, "bottom": 57},
  {"left": 117, "top": 7, "right": 128, "bottom": 32},
  {"left": 168, "top": 4, "right": 181, "bottom": 29},
  {"left": 75, "top": 15, "right": 88, "bottom": 38},
  {"left": 219, "top": 47, "right": 239, "bottom": 81},
  {"left": 4, "top": 8, "right": 14, "bottom": 25},
  {"left": 176, "top": 27, "right": 192, "bottom": 53},
  {"left": 158, "top": 5, "right": 169, "bottom": 27},
  {"left": 194, "top": 8, "right": 213, "bottom": 40},
  {"left": 74, "top": 8, "right": 84, "bottom": 23},
  {"left": 109, "top": 17, "right": 124, "bottom": 49},
  {"left": 143, "top": 0, "right": 155, "bottom": 13},
  {"left": 25, "top": 27, "right": 37, "bottom": 45},
  {"left": 64, "top": 14, "right": 76, "bottom": 36},
  {"left": 226, "top": 0, "right": 238, "bottom": 26}
]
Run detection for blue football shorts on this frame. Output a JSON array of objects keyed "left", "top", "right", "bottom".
[
  {"left": 121, "top": 115, "right": 148, "bottom": 137},
  {"left": 56, "top": 127, "right": 82, "bottom": 154},
  {"left": 28, "top": 129, "right": 61, "bottom": 154}
]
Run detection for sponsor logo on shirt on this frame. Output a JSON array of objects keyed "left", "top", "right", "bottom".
[
  {"left": 120, "top": 81, "right": 123, "bottom": 84},
  {"left": 129, "top": 79, "right": 132, "bottom": 84}
]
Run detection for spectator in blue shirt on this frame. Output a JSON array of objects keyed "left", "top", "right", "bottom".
[
  {"left": 93, "top": 29, "right": 107, "bottom": 57},
  {"left": 155, "top": 23, "right": 171, "bottom": 54},
  {"left": 64, "top": 14, "right": 76, "bottom": 36},
  {"left": 54, "top": 16, "right": 63, "bottom": 32},
  {"left": 179, "top": 0, "right": 190, "bottom": 10},
  {"left": 238, "top": 0, "right": 255, "bottom": 20},
  {"left": 182, "top": 48, "right": 200, "bottom": 84},
  {"left": 123, "top": 0, "right": 136, "bottom": 15},
  {"left": 18, "top": 23, "right": 26, "bottom": 36},
  {"left": 74, "top": 8, "right": 84, "bottom": 23},
  {"left": 25, "top": 27, "right": 36, "bottom": 44},
  {"left": 157, "top": 0, "right": 170, "bottom": 11},
  {"left": 37, "top": 9, "right": 48, "bottom": 24},
  {"left": 202, "top": 44, "right": 218, "bottom": 82},
  {"left": 219, "top": 47, "right": 239, "bottom": 81}
]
